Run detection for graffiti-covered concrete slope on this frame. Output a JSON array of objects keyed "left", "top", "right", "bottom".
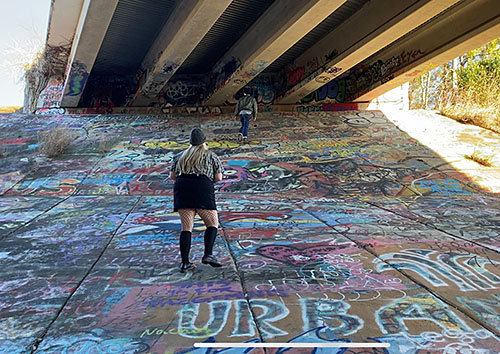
[{"left": 1, "top": 110, "right": 500, "bottom": 353}]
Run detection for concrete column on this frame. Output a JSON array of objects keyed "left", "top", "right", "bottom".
[
  {"left": 204, "top": 0, "right": 348, "bottom": 105},
  {"left": 130, "top": 0, "right": 232, "bottom": 106},
  {"left": 355, "top": 0, "right": 500, "bottom": 103},
  {"left": 276, "top": 0, "right": 461, "bottom": 104},
  {"left": 60, "top": 0, "right": 118, "bottom": 107}
]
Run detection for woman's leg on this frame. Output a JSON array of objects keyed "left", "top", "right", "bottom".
[
  {"left": 197, "top": 209, "right": 222, "bottom": 267},
  {"left": 197, "top": 209, "right": 218, "bottom": 228},
  {"left": 179, "top": 208, "right": 196, "bottom": 231},
  {"left": 178, "top": 209, "right": 196, "bottom": 267}
]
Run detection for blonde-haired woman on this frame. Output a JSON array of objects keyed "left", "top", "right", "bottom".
[{"left": 170, "top": 128, "right": 224, "bottom": 272}]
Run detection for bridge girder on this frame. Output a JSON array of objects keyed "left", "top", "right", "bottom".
[{"left": 49, "top": 0, "right": 500, "bottom": 109}]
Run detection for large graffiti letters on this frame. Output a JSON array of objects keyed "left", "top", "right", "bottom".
[
  {"left": 301, "top": 298, "right": 363, "bottom": 339},
  {"left": 376, "top": 294, "right": 469, "bottom": 335}
]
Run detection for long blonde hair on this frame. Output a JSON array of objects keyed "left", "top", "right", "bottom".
[{"left": 176, "top": 143, "right": 208, "bottom": 175}]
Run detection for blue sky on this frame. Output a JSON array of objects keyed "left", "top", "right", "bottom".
[{"left": 0, "top": 0, "right": 51, "bottom": 106}]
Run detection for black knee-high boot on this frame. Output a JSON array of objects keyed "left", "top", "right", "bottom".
[
  {"left": 202, "top": 227, "right": 222, "bottom": 267},
  {"left": 204, "top": 226, "right": 217, "bottom": 256},
  {"left": 179, "top": 231, "right": 192, "bottom": 264}
]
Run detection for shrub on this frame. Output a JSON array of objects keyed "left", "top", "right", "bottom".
[
  {"left": 439, "top": 40, "right": 500, "bottom": 133},
  {"left": 98, "top": 138, "right": 120, "bottom": 155},
  {"left": 439, "top": 75, "right": 500, "bottom": 133},
  {"left": 465, "top": 149, "right": 494, "bottom": 167},
  {"left": 411, "top": 38, "right": 500, "bottom": 133},
  {"left": 39, "top": 127, "right": 72, "bottom": 158}
]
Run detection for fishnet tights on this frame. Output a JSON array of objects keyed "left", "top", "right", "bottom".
[{"left": 178, "top": 208, "right": 219, "bottom": 231}]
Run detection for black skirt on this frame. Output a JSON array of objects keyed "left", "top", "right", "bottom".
[{"left": 173, "top": 174, "right": 216, "bottom": 211}]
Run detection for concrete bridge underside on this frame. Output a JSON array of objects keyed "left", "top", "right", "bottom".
[{"left": 40, "top": 0, "right": 500, "bottom": 112}]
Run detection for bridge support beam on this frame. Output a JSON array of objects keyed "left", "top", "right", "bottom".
[
  {"left": 46, "top": 0, "right": 85, "bottom": 47},
  {"left": 129, "top": 0, "right": 232, "bottom": 106},
  {"left": 60, "top": 0, "right": 118, "bottom": 107},
  {"left": 276, "top": 0, "right": 461, "bottom": 104},
  {"left": 204, "top": 0, "right": 348, "bottom": 105},
  {"left": 354, "top": 0, "right": 500, "bottom": 103}
]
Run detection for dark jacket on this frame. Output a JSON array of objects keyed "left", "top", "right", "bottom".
[{"left": 235, "top": 94, "right": 258, "bottom": 117}]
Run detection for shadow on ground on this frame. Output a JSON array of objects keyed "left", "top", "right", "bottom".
[{"left": 0, "top": 110, "right": 499, "bottom": 353}]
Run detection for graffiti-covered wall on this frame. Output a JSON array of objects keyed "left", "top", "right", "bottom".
[{"left": 37, "top": 52, "right": 413, "bottom": 111}]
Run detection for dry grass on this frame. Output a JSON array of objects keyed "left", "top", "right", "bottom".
[
  {"left": 23, "top": 44, "right": 71, "bottom": 113},
  {"left": 0, "top": 106, "right": 22, "bottom": 113},
  {"left": 439, "top": 79, "right": 500, "bottom": 134},
  {"left": 98, "top": 138, "right": 120, "bottom": 156},
  {"left": 441, "top": 105, "right": 500, "bottom": 134},
  {"left": 465, "top": 149, "right": 494, "bottom": 167},
  {"left": 39, "top": 127, "right": 72, "bottom": 158}
]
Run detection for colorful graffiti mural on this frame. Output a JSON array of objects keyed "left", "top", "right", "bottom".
[
  {"left": 0, "top": 110, "right": 499, "bottom": 353},
  {"left": 66, "top": 61, "right": 89, "bottom": 96}
]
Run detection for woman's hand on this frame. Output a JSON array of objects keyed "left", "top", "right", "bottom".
[
  {"left": 170, "top": 171, "right": 176, "bottom": 181},
  {"left": 214, "top": 173, "right": 223, "bottom": 183}
]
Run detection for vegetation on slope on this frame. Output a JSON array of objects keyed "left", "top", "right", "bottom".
[{"left": 409, "top": 38, "right": 500, "bottom": 134}]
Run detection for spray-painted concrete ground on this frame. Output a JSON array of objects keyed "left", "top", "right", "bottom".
[{"left": 1, "top": 110, "right": 500, "bottom": 353}]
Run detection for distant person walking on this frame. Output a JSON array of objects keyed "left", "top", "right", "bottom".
[
  {"left": 170, "top": 128, "right": 224, "bottom": 272},
  {"left": 234, "top": 88, "right": 258, "bottom": 142}
]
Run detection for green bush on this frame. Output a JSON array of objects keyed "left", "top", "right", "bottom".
[
  {"left": 410, "top": 38, "right": 500, "bottom": 133},
  {"left": 458, "top": 56, "right": 500, "bottom": 99}
]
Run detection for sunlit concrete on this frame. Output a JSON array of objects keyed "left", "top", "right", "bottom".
[{"left": 46, "top": 0, "right": 85, "bottom": 47}]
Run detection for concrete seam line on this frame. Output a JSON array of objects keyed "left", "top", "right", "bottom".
[
  {"left": 73, "top": 152, "right": 108, "bottom": 195},
  {"left": 309, "top": 205, "right": 500, "bottom": 339},
  {"left": 29, "top": 195, "right": 143, "bottom": 353},
  {"left": 0, "top": 194, "right": 71, "bottom": 242},
  {"left": 219, "top": 218, "right": 267, "bottom": 350},
  {"left": 2, "top": 159, "right": 44, "bottom": 195},
  {"left": 73, "top": 114, "right": 135, "bottom": 195},
  {"left": 364, "top": 200, "right": 500, "bottom": 257}
]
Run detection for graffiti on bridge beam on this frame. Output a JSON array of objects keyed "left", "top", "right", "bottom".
[
  {"left": 240, "top": 60, "right": 269, "bottom": 80},
  {"left": 160, "top": 79, "right": 205, "bottom": 106},
  {"left": 301, "top": 79, "right": 346, "bottom": 104},
  {"left": 209, "top": 57, "right": 242, "bottom": 95},
  {"left": 66, "top": 61, "right": 89, "bottom": 96},
  {"left": 298, "top": 49, "right": 425, "bottom": 103},
  {"left": 296, "top": 103, "right": 359, "bottom": 113},
  {"left": 142, "top": 61, "right": 180, "bottom": 97}
]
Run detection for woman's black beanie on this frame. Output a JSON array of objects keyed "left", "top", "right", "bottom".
[{"left": 190, "top": 127, "right": 206, "bottom": 146}]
